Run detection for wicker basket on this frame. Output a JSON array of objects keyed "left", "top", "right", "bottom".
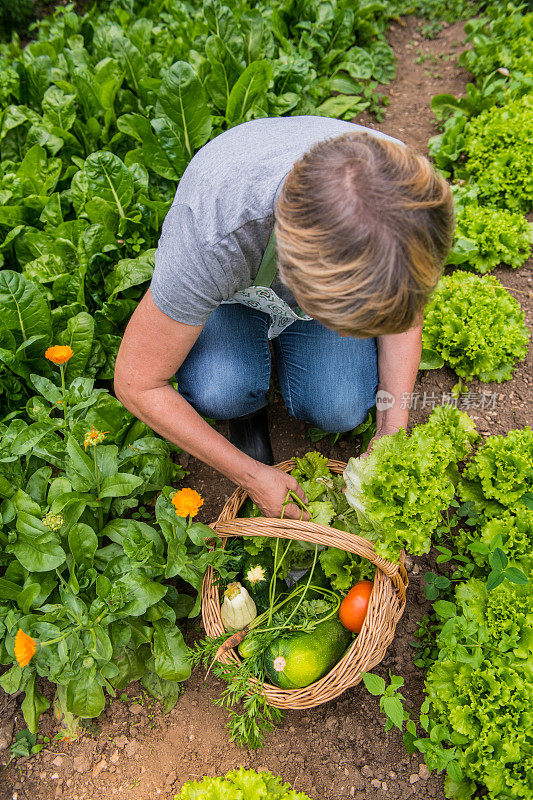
[{"left": 202, "top": 459, "right": 408, "bottom": 710}]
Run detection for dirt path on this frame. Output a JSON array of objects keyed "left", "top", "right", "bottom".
[
  {"left": 2, "top": 16, "right": 532, "bottom": 800},
  {"left": 357, "top": 16, "right": 473, "bottom": 152}
]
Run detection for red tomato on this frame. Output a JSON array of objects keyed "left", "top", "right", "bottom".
[{"left": 339, "top": 580, "right": 374, "bottom": 633}]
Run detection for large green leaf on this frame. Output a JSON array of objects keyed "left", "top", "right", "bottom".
[
  {"left": 110, "top": 644, "right": 149, "bottom": 689},
  {"left": 58, "top": 312, "right": 95, "bottom": 381},
  {"left": 22, "top": 55, "right": 52, "bottom": 110},
  {"left": 16, "top": 145, "right": 62, "bottom": 196},
  {"left": 30, "top": 373, "right": 62, "bottom": 404},
  {"left": 155, "top": 61, "right": 212, "bottom": 157},
  {"left": 66, "top": 435, "right": 96, "bottom": 492},
  {"left": 66, "top": 670, "right": 105, "bottom": 718},
  {"left": 204, "top": 35, "right": 242, "bottom": 112},
  {"left": 0, "top": 577, "right": 22, "bottom": 601},
  {"left": 316, "top": 94, "right": 369, "bottom": 119},
  {"left": 105, "top": 250, "right": 155, "bottom": 298},
  {"left": 111, "top": 35, "right": 146, "bottom": 95},
  {"left": 69, "top": 523, "right": 98, "bottom": 566},
  {"left": 84, "top": 151, "right": 134, "bottom": 219},
  {"left": 114, "top": 573, "right": 167, "bottom": 617},
  {"left": 21, "top": 673, "right": 50, "bottom": 733},
  {"left": 118, "top": 113, "right": 186, "bottom": 180},
  {"left": 10, "top": 422, "right": 55, "bottom": 456},
  {"left": 226, "top": 60, "right": 273, "bottom": 126},
  {"left": 99, "top": 473, "right": 143, "bottom": 498},
  {"left": 10, "top": 512, "right": 66, "bottom": 572},
  {"left": 141, "top": 671, "right": 181, "bottom": 712},
  {"left": 0, "top": 271, "right": 52, "bottom": 357},
  {"left": 152, "top": 620, "right": 191, "bottom": 682},
  {"left": 42, "top": 86, "right": 77, "bottom": 131}
]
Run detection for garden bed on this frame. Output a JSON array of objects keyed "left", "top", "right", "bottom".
[{"left": 1, "top": 11, "right": 532, "bottom": 800}]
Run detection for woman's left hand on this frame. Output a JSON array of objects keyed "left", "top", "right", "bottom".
[{"left": 361, "top": 425, "right": 402, "bottom": 459}]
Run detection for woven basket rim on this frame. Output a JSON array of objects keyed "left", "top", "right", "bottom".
[{"left": 201, "top": 458, "right": 408, "bottom": 709}]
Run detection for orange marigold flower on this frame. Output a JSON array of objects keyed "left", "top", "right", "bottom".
[
  {"left": 171, "top": 488, "right": 204, "bottom": 518},
  {"left": 14, "top": 629, "right": 37, "bottom": 668},
  {"left": 83, "top": 427, "right": 109, "bottom": 450},
  {"left": 45, "top": 345, "right": 74, "bottom": 365}
]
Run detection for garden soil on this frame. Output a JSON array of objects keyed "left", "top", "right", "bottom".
[{"left": 2, "top": 15, "right": 532, "bottom": 800}]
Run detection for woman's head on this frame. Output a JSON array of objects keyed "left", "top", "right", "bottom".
[{"left": 274, "top": 132, "right": 454, "bottom": 337}]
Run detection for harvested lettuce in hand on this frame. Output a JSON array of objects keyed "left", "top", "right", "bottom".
[
  {"left": 307, "top": 500, "right": 335, "bottom": 526},
  {"left": 343, "top": 406, "right": 479, "bottom": 560},
  {"left": 291, "top": 451, "right": 333, "bottom": 503}
]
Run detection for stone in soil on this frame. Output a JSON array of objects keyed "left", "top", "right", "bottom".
[
  {"left": 114, "top": 735, "right": 129, "bottom": 749},
  {"left": 73, "top": 756, "right": 91, "bottom": 774},
  {"left": 92, "top": 759, "right": 107, "bottom": 779},
  {"left": 0, "top": 720, "right": 14, "bottom": 751},
  {"left": 125, "top": 740, "right": 139, "bottom": 757}
]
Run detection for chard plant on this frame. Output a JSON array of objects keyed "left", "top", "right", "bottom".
[
  {"left": 0, "top": 345, "right": 231, "bottom": 735},
  {"left": 0, "top": 0, "right": 398, "bottom": 419}
]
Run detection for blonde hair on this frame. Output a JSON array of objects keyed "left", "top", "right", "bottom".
[{"left": 275, "top": 132, "right": 454, "bottom": 337}]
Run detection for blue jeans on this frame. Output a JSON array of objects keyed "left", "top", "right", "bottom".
[{"left": 178, "top": 304, "right": 378, "bottom": 433}]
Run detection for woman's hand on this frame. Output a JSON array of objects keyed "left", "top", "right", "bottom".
[
  {"left": 361, "top": 424, "right": 401, "bottom": 459},
  {"left": 245, "top": 463, "right": 310, "bottom": 520}
]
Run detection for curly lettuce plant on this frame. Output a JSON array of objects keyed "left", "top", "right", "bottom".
[
  {"left": 464, "top": 94, "right": 533, "bottom": 213},
  {"left": 418, "top": 579, "right": 533, "bottom": 800},
  {"left": 343, "top": 405, "right": 479, "bottom": 560},
  {"left": 459, "top": 427, "right": 533, "bottom": 517},
  {"left": 448, "top": 203, "right": 532, "bottom": 273},
  {"left": 475, "top": 509, "right": 533, "bottom": 577},
  {"left": 421, "top": 272, "right": 529, "bottom": 386},
  {"left": 175, "top": 768, "right": 312, "bottom": 799}
]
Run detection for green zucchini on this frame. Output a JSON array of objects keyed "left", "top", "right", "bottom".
[
  {"left": 263, "top": 618, "right": 352, "bottom": 689},
  {"left": 237, "top": 635, "right": 263, "bottom": 660}
]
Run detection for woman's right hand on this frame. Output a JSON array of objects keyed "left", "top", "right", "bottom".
[{"left": 245, "top": 463, "right": 310, "bottom": 520}]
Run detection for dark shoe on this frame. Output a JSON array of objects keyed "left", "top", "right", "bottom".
[{"left": 228, "top": 406, "right": 274, "bottom": 465}]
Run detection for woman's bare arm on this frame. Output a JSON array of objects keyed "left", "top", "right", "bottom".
[
  {"left": 114, "top": 290, "right": 308, "bottom": 518},
  {"left": 363, "top": 322, "right": 422, "bottom": 453}
]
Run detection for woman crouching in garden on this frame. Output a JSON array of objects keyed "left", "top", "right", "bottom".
[{"left": 114, "top": 117, "right": 454, "bottom": 520}]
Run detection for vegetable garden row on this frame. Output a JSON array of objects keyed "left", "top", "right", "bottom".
[{"left": 0, "top": 1, "right": 532, "bottom": 799}]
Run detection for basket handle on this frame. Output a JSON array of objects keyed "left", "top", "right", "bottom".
[{"left": 213, "top": 516, "right": 408, "bottom": 598}]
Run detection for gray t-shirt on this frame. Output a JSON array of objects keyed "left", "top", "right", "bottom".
[{"left": 150, "top": 116, "right": 400, "bottom": 326}]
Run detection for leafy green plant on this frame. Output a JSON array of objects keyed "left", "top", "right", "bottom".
[
  {"left": 361, "top": 671, "right": 418, "bottom": 751},
  {"left": 175, "top": 767, "right": 312, "bottom": 799},
  {"left": 458, "top": 427, "right": 533, "bottom": 517},
  {"left": 421, "top": 272, "right": 529, "bottom": 387},
  {"left": 8, "top": 728, "right": 43, "bottom": 761},
  {"left": 464, "top": 93, "right": 533, "bottom": 212},
  {"left": 470, "top": 508, "right": 533, "bottom": 578},
  {"left": 343, "top": 405, "right": 479, "bottom": 560},
  {"left": 459, "top": 4, "right": 533, "bottom": 90},
  {"left": 0, "top": 346, "right": 234, "bottom": 733},
  {"left": 448, "top": 201, "right": 532, "bottom": 272},
  {"left": 416, "top": 578, "right": 533, "bottom": 799}
]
